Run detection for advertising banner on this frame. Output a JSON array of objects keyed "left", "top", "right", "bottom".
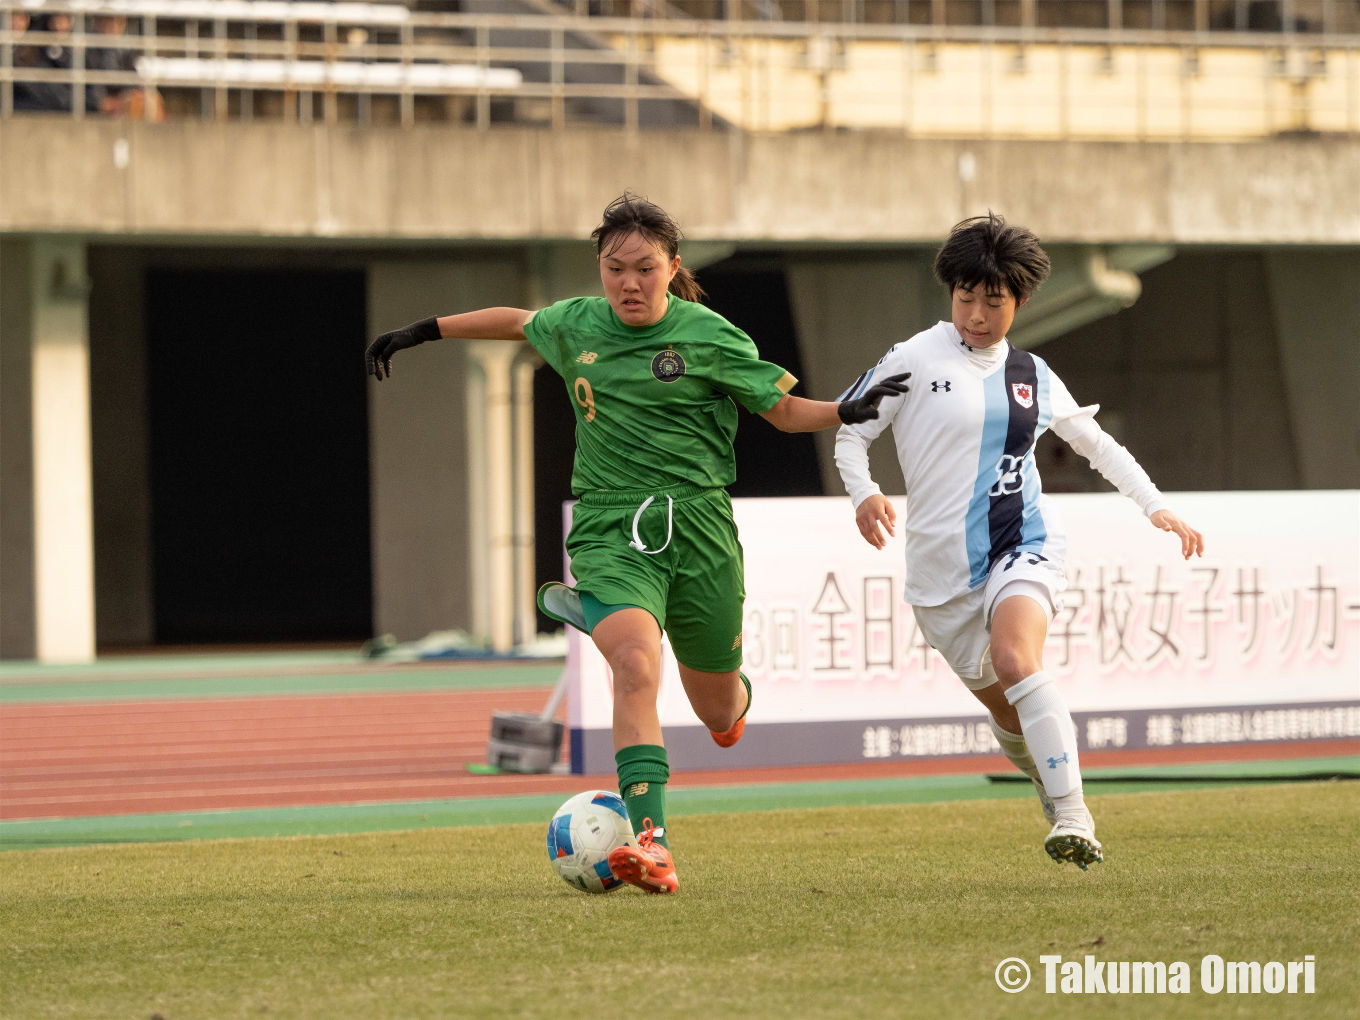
[{"left": 566, "top": 491, "right": 1360, "bottom": 774}]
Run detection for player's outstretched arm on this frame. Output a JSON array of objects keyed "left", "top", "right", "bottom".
[
  {"left": 1149, "top": 509, "right": 1204, "bottom": 560},
  {"left": 760, "top": 373, "right": 911, "bottom": 433},
  {"left": 1052, "top": 406, "right": 1205, "bottom": 560},
  {"left": 759, "top": 395, "right": 841, "bottom": 432},
  {"left": 366, "top": 307, "right": 534, "bottom": 380}
]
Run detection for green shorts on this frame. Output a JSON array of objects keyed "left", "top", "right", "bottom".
[{"left": 564, "top": 485, "right": 745, "bottom": 674}]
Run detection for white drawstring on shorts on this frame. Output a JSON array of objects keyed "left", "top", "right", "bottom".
[{"left": 629, "top": 495, "right": 674, "bottom": 555}]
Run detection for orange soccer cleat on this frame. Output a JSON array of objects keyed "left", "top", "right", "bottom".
[
  {"left": 709, "top": 714, "right": 745, "bottom": 748},
  {"left": 607, "top": 819, "right": 678, "bottom": 894},
  {"left": 709, "top": 673, "right": 752, "bottom": 748}
]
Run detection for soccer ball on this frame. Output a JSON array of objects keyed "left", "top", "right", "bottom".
[{"left": 547, "top": 790, "right": 637, "bottom": 893}]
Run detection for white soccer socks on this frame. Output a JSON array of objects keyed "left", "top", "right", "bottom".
[
  {"left": 988, "top": 715, "right": 1039, "bottom": 778},
  {"left": 1005, "top": 671, "right": 1084, "bottom": 811},
  {"left": 988, "top": 715, "right": 1056, "bottom": 824}
]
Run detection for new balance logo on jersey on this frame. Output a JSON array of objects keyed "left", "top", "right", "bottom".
[
  {"left": 576, "top": 351, "right": 599, "bottom": 364},
  {"left": 989, "top": 454, "right": 1025, "bottom": 496},
  {"left": 1047, "top": 753, "right": 1069, "bottom": 769},
  {"left": 931, "top": 380, "right": 952, "bottom": 392}
]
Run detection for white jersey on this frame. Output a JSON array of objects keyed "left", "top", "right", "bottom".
[{"left": 835, "top": 321, "right": 1168, "bottom": 607}]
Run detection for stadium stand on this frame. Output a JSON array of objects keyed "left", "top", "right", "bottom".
[{"left": 1, "top": 0, "right": 1356, "bottom": 134}]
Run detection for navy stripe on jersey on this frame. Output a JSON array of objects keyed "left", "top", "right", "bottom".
[
  {"left": 986, "top": 349, "right": 1041, "bottom": 571},
  {"left": 837, "top": 370, "right": 871, "bottom": 402},
  {"left": 836, "top": 344, "right": 901, "bottom": 402}
]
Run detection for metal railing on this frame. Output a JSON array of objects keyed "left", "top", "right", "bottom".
[
  {"left": 2, "top": 0, "right": 1357, "bottom": 135},
  {"left": 560, "top": 0, "right": 1359, "bottom": 34}
]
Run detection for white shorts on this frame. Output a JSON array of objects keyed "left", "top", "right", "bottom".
[{"left": 910, "top": 553, "right": 1067, "bottom": 690}]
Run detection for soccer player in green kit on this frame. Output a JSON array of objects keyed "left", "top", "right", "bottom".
[{"left": 366, "top": 194, "right": 907, "bottom": 894}]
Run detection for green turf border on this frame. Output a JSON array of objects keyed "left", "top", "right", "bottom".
[
  {"left": 0, "top": 650, "right": 365, "bottom": 679},
  {"left": 4, "top": 755, "right": 1355, "bottom": 852},
  {"left": 0, "top": 663, "right": 562, "bottom": 703}
]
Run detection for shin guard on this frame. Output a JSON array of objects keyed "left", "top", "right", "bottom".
[{"left": 616, "top": 744, "right": 670, "bottom": 849}]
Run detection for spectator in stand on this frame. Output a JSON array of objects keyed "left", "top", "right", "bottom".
[
  {"left": 10, "top": 10, "right": 37, "bottom": 109},
  {"left": 14, "top": 12, "right": 76, "bottom": 112},
  {"left": 86, "top": 14, "right": 140, "bottom": 115}
]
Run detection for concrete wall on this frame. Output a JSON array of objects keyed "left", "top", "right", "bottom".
[
  {"left": 647, "top": 37, "right": 1360, "bottom": 138},
  {"left": 2, "top": 120, "right": 1358, "bottom": 246},
  {"left": 0, "top": 239, "right": 36, "bottom": 658},
  {"left": 87, "top": 246, "right": 154, "bottom": 647},
  {"left": 1263, "top": 251, "right": 1360, "bottom": 490},
  {"left": 367, "top": 258, "right": 528, "bottom": 642},
  {"left": 1032, "top": 250, "right": 1359, "bottom": 494},
  {"left": 785, "top": 255, "right": 940, "bottom": 495},
  {"left": 1, "top": 238, "right": 98, "bottom": 661},
  {"left": 28, "top": 238, "right": 97, "bottom": 662}
]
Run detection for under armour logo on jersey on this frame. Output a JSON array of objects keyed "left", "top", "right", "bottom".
[
  {"left": 989, "top": 454, "right": 1025, "bottom": 496},
  {"left": 1047, "top": 753, "right": 1069, "bottom": 768},
  {"left": 931, "top": 380, "right": 952, "bottom": 392}
]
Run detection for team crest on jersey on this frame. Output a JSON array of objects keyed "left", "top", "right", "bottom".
[
  {"left": 651, "top": 348, "right": 686, "bottom": 383},
  {"left": 1011, "top": 382, "right": 1034, "bottom": 409}
]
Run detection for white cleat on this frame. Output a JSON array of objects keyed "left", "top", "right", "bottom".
[
  {"left": 1031, "top": 778, "right": 1057, "bottom": 827},
  {"left": 1045, "top": 807, "right": 1103, "bottom": 871}
]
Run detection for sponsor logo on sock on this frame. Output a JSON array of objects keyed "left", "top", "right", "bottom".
[
  {"left": 1047, "top": 753, "right": 1070, "bottom": 768},
  {"left": 995, "top": 955, "right": 1316, "bottom": 995},
  {"left": 627, "top": 782, "right": 649, "bottom": 797}
]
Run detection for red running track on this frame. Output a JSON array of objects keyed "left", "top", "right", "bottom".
[{"left": 3, "top": 691, "right": 1355, "bottom": 821}]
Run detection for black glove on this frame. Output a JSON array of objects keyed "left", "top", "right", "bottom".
[
  {"left": 366, "top": 316, "right": 442, "bottom": 380},
  {"left": 838, "top": 372, "right": 911, "bottom": 425}
]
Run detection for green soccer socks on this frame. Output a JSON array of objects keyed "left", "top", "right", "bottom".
[{"left": 616, "top": 743, "right": 670, "bottom": 849}]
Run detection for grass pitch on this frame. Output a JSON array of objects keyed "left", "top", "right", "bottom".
[{"left": 3, "top": 782, "right": 1356, "bottom": 1020}]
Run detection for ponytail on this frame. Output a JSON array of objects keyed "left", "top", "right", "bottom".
[
  {"left": 668, "top": 265, "right": 706, "bottom": 303},
  {"left": 592, "top": 192, "right": 707, "bottom": 304}
]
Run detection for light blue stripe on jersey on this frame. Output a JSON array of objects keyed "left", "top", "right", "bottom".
[
  {"left": 965, "top": 368, "right": 1012, "bottom": 588},
  {"left": 1019, "top": 359, "right": 1051, "bottom": 552},
  {"left": 1018, "top": 450, "right": 1048, "bottom": 551},
  {"left": 850, "top": 368, "right": 878, "bottom": 399},
  {"left": 1035, "top": 357, "right": 1054, "bottom": 433}
]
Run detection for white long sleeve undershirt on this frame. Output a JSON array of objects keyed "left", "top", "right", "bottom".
[
  {"left": 834, "top": 430, "right": 883, "bottom": 507},
  {"left": 1053, "top": 413, "right": 1169, "bottom": 518}
]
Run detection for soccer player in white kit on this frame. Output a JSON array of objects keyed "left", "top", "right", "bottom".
[{"left": 835, "top": 214, "right": 1204, "bottom": 869}]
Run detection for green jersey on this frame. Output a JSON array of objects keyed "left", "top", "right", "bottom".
[{"left": 524, "top": 295, "right": 797, "bottom": 494}]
